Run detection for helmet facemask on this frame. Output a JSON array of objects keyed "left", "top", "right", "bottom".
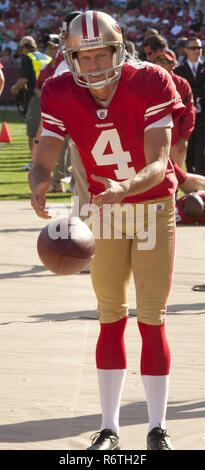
[{"left": 65, "top": 42, "right": 125, "bottom": 89}]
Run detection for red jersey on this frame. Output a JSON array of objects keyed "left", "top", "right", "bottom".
[
  {"left": 35, "top": 51, "right": 65, "bottom": 90},
  {"left": 172, "top": 161, "right": 187, "bottom": 185},
  {"left": 41, "top": 61, "right": 185, "bottom": 203},
  {"left": 54, "top": 51, "right": 64, "bottom": 71},
  {"left": 171, "top": 72, "right": 195, "bottom": 145},
  {"left": 176, "top": 192, "right": 205, "bottom": 224},
  {"left": 35, "top": 61, "right": 56, "bottom": 89}
]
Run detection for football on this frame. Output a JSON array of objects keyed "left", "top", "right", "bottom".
[
  {"left": 37, "top": 216, "right": 95, "bottom": 275},
  {"left": 183, "top": 193, "right": 204, "bottom": 218}
]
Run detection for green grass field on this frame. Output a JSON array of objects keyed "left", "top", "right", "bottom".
[
  {"left": 0, "top": 109, "right": 72, "bottom": 202},
  {"left": 0, "top": 108, "right": 184, "bottom": 202}
]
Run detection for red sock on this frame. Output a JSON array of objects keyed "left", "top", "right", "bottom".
[
  {"left": 96, "top": 317, "right": 128, "bottom": 370},
  {"left": 138, "top": 321, "right": 171, "bottom": 375}
]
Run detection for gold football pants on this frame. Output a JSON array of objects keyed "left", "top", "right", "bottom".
[{"left": 90, "top": 195, "right": 175, "bottom": 325}]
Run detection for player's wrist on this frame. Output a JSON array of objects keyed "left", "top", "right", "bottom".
[
  {"left": 119, "top": 180, "right": 132, "bottom": 197},
  {"left": 33, "top": 138, "right": 39, "bottom": 144}
]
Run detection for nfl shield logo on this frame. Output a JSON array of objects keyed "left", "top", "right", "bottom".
[{"left": 97, "top": 109, "right": 108, "bottom": 120}]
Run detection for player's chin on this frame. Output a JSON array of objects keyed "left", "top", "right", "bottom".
[{"left": 90, "top": 74, "right": 105, "bottom": 83}]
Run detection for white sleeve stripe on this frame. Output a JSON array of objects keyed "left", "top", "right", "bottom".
[
  {"left": 42, "top": 118, "right": 66, "bottom": 131},
  {"left": 144, "top": 107, "right": 168, "bottom": 120},
  {"left": 41, "top": 112, "right": 64, "bottom": 124},
  {"left": 145, "top": 113, "right": 173, "bottom": 131},
  {"left": 145, "top": 95, "right": 180, "bottom": 115},
  {"left": 41, "top": 128, "right": 65, "bottom": 140}
]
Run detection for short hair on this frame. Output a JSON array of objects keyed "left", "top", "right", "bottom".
[
  {"left": 185, "top": 36, "right": 201, "bottom": 47},
  {"left": 19, "top": 35, "right": 37, "bottom": 51},
  {"left": 143, "top": 34, "right": 168, "bottom": 51},
  {"left": 145, "top": 28, "right": 158, "bottom": 36}
]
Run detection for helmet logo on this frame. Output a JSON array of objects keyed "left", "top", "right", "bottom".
[
  {"left": 97, "top": 109, "right": 108, "bottom": 120},
  {"left": 113, "top": 23, "right": 121, "bottom": 34},
  {"left": 82, "top": 37, "right": 103, "bottom": 45}
]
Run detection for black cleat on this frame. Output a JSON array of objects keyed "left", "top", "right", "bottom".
[
  {"left": 147, "top": 426, "right": 175, "bottom": 450},
  {"left": 87, "top": 428, "right": 120, "bottom": 450}
]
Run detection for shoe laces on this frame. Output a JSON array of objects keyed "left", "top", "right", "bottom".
[
  {"left": 90, "top": 429, "right": 115, "bottom": 445},
  {"left": 153, "top": 426, "right": 170, "bottom": 449}
]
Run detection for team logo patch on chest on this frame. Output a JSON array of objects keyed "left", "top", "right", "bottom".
[{"left": 97, "top": 109, "right": 108, "bottom": 120}]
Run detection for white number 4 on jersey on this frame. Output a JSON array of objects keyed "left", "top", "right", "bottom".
[{"left": 91, "top": 128, "right": 136, "bottom": 180}]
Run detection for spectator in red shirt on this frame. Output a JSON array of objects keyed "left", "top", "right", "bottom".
[
  {"left": 34, "top": 33, "right": 69, "bottom": 193},
  {"left": 154, "top": 49, "right": 195, "bottom": 168},
  {"left": 140, "top": 0, "right": 151, "bottom": 18},
  {"left": 71, "top": 0, "right": 88, "bottom": 10},
  {"left": 177, "top": 4, "right": 192, "bottom": 25},
  {"left": 177, "top": 20, "right": 194, "bottom": 38},
  {"left": 2, "top": 0, "right": 19, "bottom": 21}
]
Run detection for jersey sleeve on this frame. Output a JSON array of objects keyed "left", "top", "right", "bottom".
[
  {"left": 40, "top": 77, "right": 67, "bottom": 140},
  {"left": 143, "top": 65, "right": 185, "bottom": 129},
  {"left": 172, "top": 161, "right": 187, "bottom": 185}
]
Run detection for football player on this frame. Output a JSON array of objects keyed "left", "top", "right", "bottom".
[
  {"left": 174, "top": 161, "right": 205, "bottom": 224},
  {"left": 29, "top": 11, "right": 185, "bottom": 450},
  {"left": 154, "top": 49, "right": 195, "bottom": 169}
]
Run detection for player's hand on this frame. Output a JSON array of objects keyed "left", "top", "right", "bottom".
[
  {"left": 30, "top": 181, "right": 51, "bottom": 219},
  {"left": 91, "top": 174, "right": 125, "bottom": 206}
]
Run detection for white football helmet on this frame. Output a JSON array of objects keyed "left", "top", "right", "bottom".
[{"left": 64, "top": 10, "right": 125, "bottom": 89}]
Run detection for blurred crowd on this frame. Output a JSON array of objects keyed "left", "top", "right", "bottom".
[{"left": 1, "top": 0, "right": 205, "bottom": 66}]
